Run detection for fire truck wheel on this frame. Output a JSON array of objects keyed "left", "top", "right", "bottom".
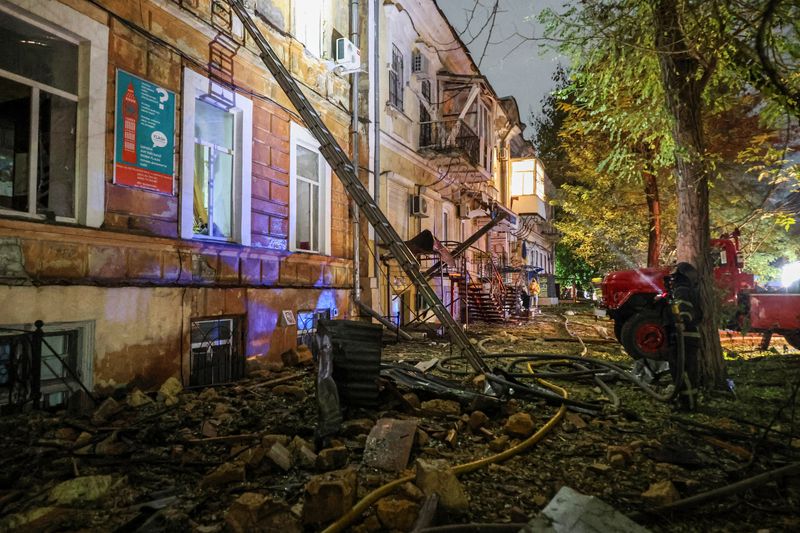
[
  {"left": 620, "top": 308, "right": 672, "bottom": 360},
  {"left": 784, "top": 331, "right": 800, "bottom": 351}
]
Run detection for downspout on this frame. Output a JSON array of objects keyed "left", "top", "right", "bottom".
[
  {"left": 372, "top": 0, "right": 381, "bottom": 293},
  {"left": 351, "top": 0, "right": 361, "bottom": 307},
  {"left": 351, "top": 0, "right": 413, "bottom": 339}
]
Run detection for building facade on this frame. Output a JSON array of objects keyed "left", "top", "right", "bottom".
[
  {"left": 0, "top": 0, "right": 357, "bottom": 403},
  {"left": 0, "top": 0, "right": 558, "bottom": 405}
]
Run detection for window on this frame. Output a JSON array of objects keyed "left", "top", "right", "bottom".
[
  {"left": 290, "top": 122, "right": 331, "bottom": 254},
  {"left": 0, "top": 321, "right": 93, "bottom": 409},
  {"left": 190, "top": 317, "right": 244, "bottom": 386},
  {"left": 511, "top": 159, "right": 535, "bottom": 196},
  {"left": 181, "top": 69, "right": 252, "bottom": 244},
  {"left": 441, "top": 210, "right": 449, "bottom": 241},
  {"left": 296, "top": 309, "right": 330, "bottom": 347},
  {"left": 294, "top": 1, "right": 324, "bottom": 57},
  {"left": 389, "top": 45, "right": 404, "bottom": 110},
  {"left": 0, "top": 2, "right": 107, "bottom": 226}
]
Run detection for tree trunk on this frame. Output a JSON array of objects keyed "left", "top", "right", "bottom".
[
  {"left": 644, "top": 170, "right": 661, "bottom": 267},
  {"left": 653, "top": 0, "right": 725, "bottom": 388}
]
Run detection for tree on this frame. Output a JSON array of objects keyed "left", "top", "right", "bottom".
[{"left": 539, "top": 0, "right": 800, "bottom": 389}]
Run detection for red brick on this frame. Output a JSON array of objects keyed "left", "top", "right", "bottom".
[
  {"left": 270, "top": 183, "right": 289, "bottom": 205},
  {"left": 252, "top": 177, "right": 271, "bottom": 200},
  {"left": 252, "top": 212, "right": 270, "bottom": 236},
  {"left": 106, "top": 184, "right": 178, "bottom": 220},
  {"left": 126, "top": 248, "right": 162, "bottom": 280},
  {"left": 271, "top": 148, "right": 290, "bottom": 173},
  {"left": 271, "top": 114, "right": 290, "bottom": 140},
  {"left": 240, "top": 256, "right": 260, "bottom": 285},
  {"left": 261, "top": 257, "right": 280, "bottom": 284},
  {"left": 88, "top": 245, "right": 127, "bottom": 280},
  {"left": 252, "top": 197, "right": 289, "bottom": 218},
  {"left": 128, "top": 216, "right": 179, "bottom": 238},
  {"left": 269, "top": 216, "right": 288, "bottom": 238},
  {"left": 252, "top": 142, "right": 270, "bottom": 166},
  {"left": 279, "top": 261, "right": 297, "bottom": 285},
  {"left": 38, "top": 241, "right": 87, "bottom": 279},
  {"left": 218, "top": 252, "right": 241, "bottom": 284}
]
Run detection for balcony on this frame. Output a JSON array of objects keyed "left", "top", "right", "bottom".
[{"left": 419, "top": 118, "right": 483, "bottom": 171}]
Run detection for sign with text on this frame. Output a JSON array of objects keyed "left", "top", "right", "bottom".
[{"left": 114, "top": 70, "right": 175, "bottom": 194}]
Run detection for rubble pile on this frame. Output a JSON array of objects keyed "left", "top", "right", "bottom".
[{"left": 0, "top": 308, "right": 798, "bottom": 532}]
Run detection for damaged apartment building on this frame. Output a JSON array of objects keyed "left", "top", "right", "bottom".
[{"left": 0, "top": 0, "right": 557, "bottom": 407}]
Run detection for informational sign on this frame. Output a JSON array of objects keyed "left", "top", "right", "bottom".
[{"left": 113, "top": 70, "right": 175, "bottom": 194}]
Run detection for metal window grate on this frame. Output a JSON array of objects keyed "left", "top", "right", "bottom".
[{"left": 190, "top": 317, "right": 244, "bottom": 387}]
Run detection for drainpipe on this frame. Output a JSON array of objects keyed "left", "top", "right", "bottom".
[
  {"left": 347, "top": 0, "right": 411, "bottom": 340},
  {"left": 351, "top": 0, "right": 361, "bottom": 308},
  {"left": 372, "top": 0, "right": 381, "bottom": 287}
]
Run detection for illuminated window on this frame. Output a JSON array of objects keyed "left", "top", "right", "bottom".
[
  {"left": 0, "top": 2, "right": 107, "bottom": 226},
  {"left": 290, "top": 122, "right": 331, "bottom": 254},
  {"left": 181, "top": 69, "right": 252, "bottom": 244},
  {"left": 293, "top": 1, "right": 324, "bottom": 57},
  {"left": 511, "top": 159, "right": 546, "bottom": 199}
]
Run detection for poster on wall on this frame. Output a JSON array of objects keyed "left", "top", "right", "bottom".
[{"left": 113, "top": 70, "right": 175, "bottom": 195}]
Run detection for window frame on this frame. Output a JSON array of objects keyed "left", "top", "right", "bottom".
[
  {"left": 0, "top": 0, "right": 107, "bottom": 228},
  {"left": 389, "top": 45, "right": 405, "bottom": 111},
  {"left": 180, "top": 68, "right": 252, "bottom": 245},
  {"left": 289, "top": 121, "right": 332, "bottom": 255}
]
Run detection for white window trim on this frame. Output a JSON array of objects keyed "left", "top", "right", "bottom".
[
  {"left": 289, "top": 121, "right": 332, "bottom": 255},
  {"left": 0, "top": 0, "right": 108, "bottom": 228},
  {"left": 180, "top": 68, "right": 252, "bottom": 245},
  {"left": 293, "top": 0, "right": 325, "bottom": 57}
]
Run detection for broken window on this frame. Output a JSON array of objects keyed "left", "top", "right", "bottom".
[
  {"left": 296, "top": 309, "right": 330, "bottom": 347},
  {"left": 181, "top": 69, "right": 252, "bottom": 244},
  {"left": 190, "top": 317, "right": 244, "bottom": 387},
  {"left": 290, "top": 122, "right": 331, "bottom": 254},
  {"left": 389, "top": 45, "right": 404, "bottom": 110},
  {"left": 0, "top": 15, "right": 78, "bottom": 219}
]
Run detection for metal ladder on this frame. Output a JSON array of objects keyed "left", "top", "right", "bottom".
[{"left": 226, "top": 0, "right": 489, "bottom": 374}]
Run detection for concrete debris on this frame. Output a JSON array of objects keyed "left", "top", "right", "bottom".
[
  {"left": 127, "top": 388, "right": 154, "bottom": 407},
  {"left": 266, "top": 441, "right": 294, "bottom": 471},
  {"left": 376, "top": 497, "right": 420, "bottom": 530},
  {"left": 415, "top": 458, "right": 469, "bottom": 511},
  {"left": 536, "top": 486, "right": 650, "bottom": 532},
  {"left": 201, "top": 462, "right": 246, "bottom": 488},
  {"left": 91, "top": 397, "right": 122, "bottom": 425},
  {"left": 158, "top": 376, "right": 183, "bottom": 406},
  {"left": 363, "top": 418, "right": 418, "bottom": 472},
  {"left": 225, "top": 492, "right": 301, "bottom": 533},
  {"left": 302, "top": 467, "right": 358, "bottom": 524},
  {"left": 49, "top": 475, "right": 117, "bottom": 505},
  {"left": 641, "top": 480, "right": 681, "bottom": 506},
  {"left": 505, "top": 412, "right": 535, "bottom": 437},
  {"left": 468, "top": 410, "right": 489, "bottom": 431},
  {"left": 341, "top": 418, "right": 375, "bottom": 436},
  {"left": 421, "top": 399, "right": 461, "bottom": 416},
  {"left": 272, "top": 384, "right": 307, "bottom": 401},
  {"left": 316, "top": 445, "right": 348, "bottom": 471}
]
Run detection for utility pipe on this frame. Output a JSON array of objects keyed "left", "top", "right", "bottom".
[{"left": 351, "top": 0, "right": 361, "bottom": 306}]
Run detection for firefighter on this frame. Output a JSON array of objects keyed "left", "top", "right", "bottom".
[{"left": 665, "top": 262, "right": 702, "bottom": 410}]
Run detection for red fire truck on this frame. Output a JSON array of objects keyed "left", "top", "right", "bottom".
[{"left": 599, "top": 232, "right": 800, "bottom": 358}]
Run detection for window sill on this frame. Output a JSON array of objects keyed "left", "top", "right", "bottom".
[
  {"left": 191, "top": 233, "right": 237, "bottom": 245},
  {"left": 385, "top": 102, "right": 411, "bottom": 122},
  {"left": 0, "top": 209, "right": 78, "bottom": 225}
]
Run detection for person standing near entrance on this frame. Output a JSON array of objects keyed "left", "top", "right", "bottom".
[{"left": 529, "top": 277, "right": 541, "bottom": 312}]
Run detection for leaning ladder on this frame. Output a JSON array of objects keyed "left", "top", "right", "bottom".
[{"left": 226, "top": 0, "right": 489, "bottom": 374}]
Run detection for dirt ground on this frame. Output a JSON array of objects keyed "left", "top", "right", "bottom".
[{"left": 1, "top": 304, "right": 798, "bottom": 532}]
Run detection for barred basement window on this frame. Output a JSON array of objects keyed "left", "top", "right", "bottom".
[
  {"left": 296, "top": 309, "right": 330, "bottom": 348},
  {"left": 190, "top": 317, "right": 244, "bottom": 387}
]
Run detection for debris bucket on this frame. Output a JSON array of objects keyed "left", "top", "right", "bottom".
[{"left": 317, "top": 319, "right": 383, "bottom": 407}]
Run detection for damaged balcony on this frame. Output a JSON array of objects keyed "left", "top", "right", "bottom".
[{"left": 418, "top": 119, "right": 492, "bottom": 183}]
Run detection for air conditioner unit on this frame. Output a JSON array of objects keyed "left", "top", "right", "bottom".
[
  {"left": 411, "top": 50, "right": 430, "bottom": 77},
  {"left": 455, "top": 204, "right": 470, "bottom": 220},
  {"left": 410, "top": 195, "right": 429, "bottom": 217},
  {"left": 335, "top": 37, "right": 361, "bottom": 72}
]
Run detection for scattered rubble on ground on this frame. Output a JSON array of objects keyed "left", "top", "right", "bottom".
[{"left": 1, "top": 306, "right": 798, "bottom": 532}]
